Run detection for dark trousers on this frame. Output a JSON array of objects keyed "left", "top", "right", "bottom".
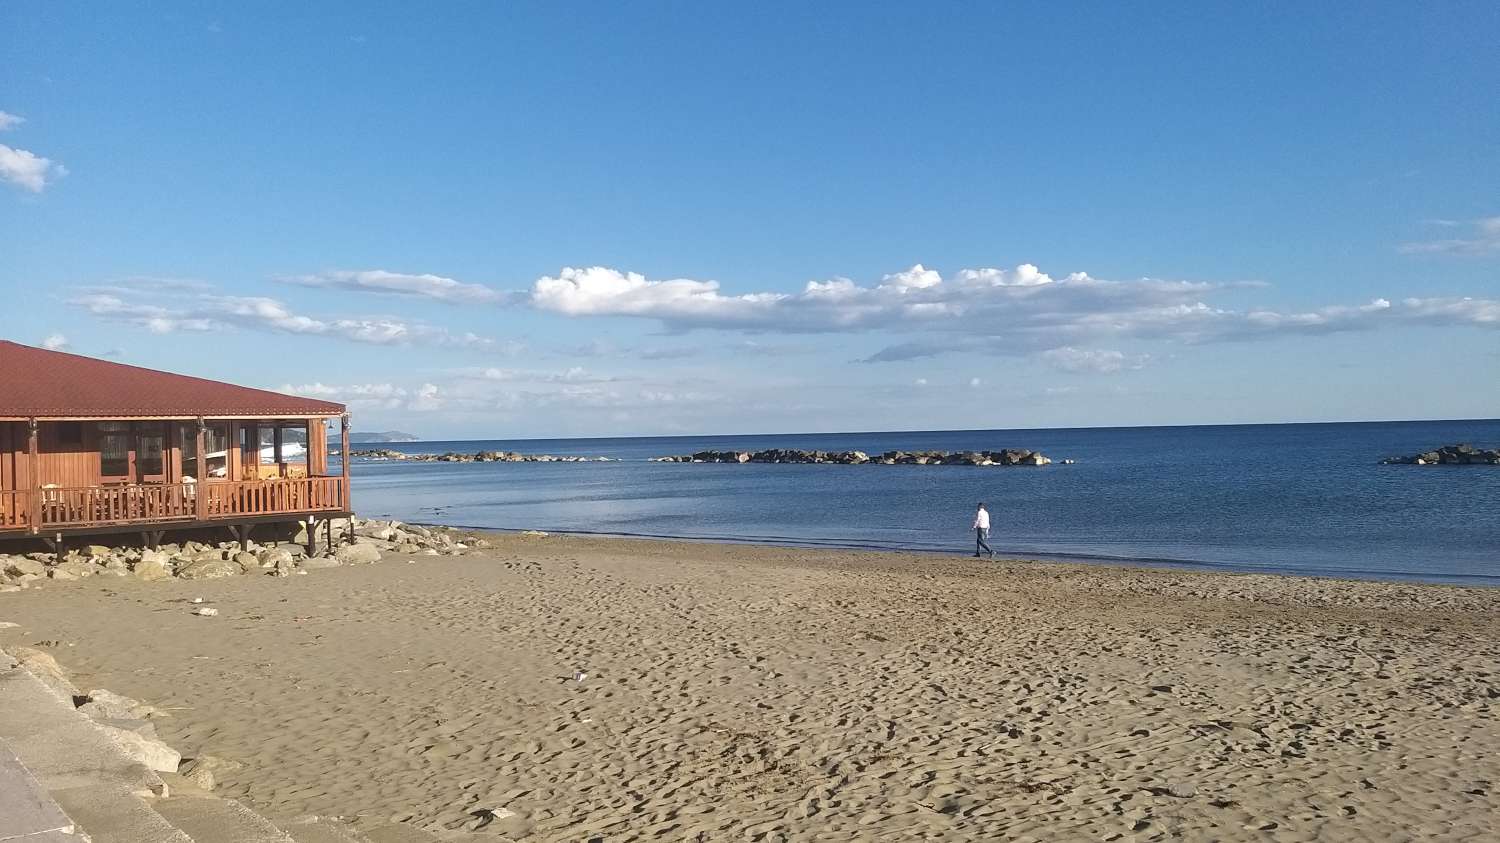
[{"left": 975, "top": 527, "right": 993, "bottom": 556}]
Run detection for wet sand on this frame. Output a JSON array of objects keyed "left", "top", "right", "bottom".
[{"left": 2, "top": 534, "right": 1497, "bottom": 841}]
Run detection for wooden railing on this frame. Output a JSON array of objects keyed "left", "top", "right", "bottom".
[
  {"left": 0, "top": 490, "right": 29, "bottom": 531},
  {"left": 0, "top": 477, "right": 347, "bottom": 533},
  {"left": 202, "top": 476, "right": 345, "bottom": 518},
  {"left": 42, "top": 483, "right": 197, "bottom": 528}
]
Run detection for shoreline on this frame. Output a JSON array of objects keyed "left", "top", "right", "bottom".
[{"left": 403, "top": 521, "right": 1500, "bottom": 588}]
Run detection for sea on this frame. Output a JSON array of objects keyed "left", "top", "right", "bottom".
[{"left": 347, "top": 419, "right": 1500, "bottom": 586}]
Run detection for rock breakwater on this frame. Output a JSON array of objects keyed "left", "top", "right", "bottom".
[
  {"left": 0, "top": 518, "right": 486, "bottom": 592},
  {"left": 653, "top": 448, "right": 1069, "bottom": 466},
  {"left": 1381, "top": 443, "right": 1500, "bottom": 465},
  {"left": 351, "top": 449, "right": 613, "bottom": 463}
]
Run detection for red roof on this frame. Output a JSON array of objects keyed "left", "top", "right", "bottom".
[{"left": 0, "top": 341, "right": 345, "bottom": 419}]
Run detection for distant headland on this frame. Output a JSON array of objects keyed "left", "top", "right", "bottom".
[{"left": 350, "top": 430, "right": 421, "bottom": 443}]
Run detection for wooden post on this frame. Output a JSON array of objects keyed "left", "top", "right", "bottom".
[
  {"left": 340, "top": 413, "right": 351, "bottom": 512},
  {"left": 273, "top": 425, "right": 284, "bottom": 474},
  {"left": 27, "top": 418, "right": 40, "bottom": 535},
  {"left": 195, "top": 418, "right": 208, "bottom": 521},
  {"left": 225, "top": 422, "right": 240, "bottom": 484}
]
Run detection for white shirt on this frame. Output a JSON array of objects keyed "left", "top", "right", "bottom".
[{"left": 973, "top": 509, "right": 990, "bottom": 530}]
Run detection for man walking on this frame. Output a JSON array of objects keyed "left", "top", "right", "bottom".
[{"left": 973, "top": 502, "right": 994, "bottom": 558}]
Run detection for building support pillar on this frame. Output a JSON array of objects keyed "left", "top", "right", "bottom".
[
  {"left": 195, "top": 418, "right": 208, "bottom": 521},
  {"left": 340, "top": 413, "right": 351, "bottom": 513},
  {"left": 27, "top": 418, "right": 40, "bottom": 535}
]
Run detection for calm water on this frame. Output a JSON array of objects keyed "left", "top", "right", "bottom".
[{"left": 348, "top": 420, "right": 1500, "bottom": 585}]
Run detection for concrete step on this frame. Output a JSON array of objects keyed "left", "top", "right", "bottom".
[
  {"left": 0, "top": 662, "right": 165, "bottom": 797},
  {"left": 2, "top": 649, "right": 377, "bottom": 843},
  {"left": 0, "top": 656, "right": 189, "bottom": 843},
  {"left": 277, "top": 817, "right": 367, "bottom": 843},
  {"left": 0, "top": 744, "right": 78, "bottom": 841},
  {"left": 45, "top": 785, "right": 189, "bottom": 843},
  {"left": 359, "top": 825, "right": 444, "bottom": 843},
  {"left": 151, "top": 795, "right": 294, "bottom": 843}
]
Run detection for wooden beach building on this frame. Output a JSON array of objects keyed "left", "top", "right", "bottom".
[{"left": 0, "top": 340, "right": 352, "bottom": 551}]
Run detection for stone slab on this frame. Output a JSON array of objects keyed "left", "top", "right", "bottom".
[
  {"left": 0, "top": 743, "right": 76, "bottom": 841},
  {"left": 47, "top": 784, "right": 190, "bottom": 843},
  {"left": 152, "top": 796, "right": 293, "bottom": 843},
  {"left": 0, "top": 663, "right": 165, "bottom": 796},
  {"left": 278, "top": 817, "right": 366, "bottom": 843}
]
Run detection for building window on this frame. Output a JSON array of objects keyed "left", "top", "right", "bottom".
[
  {"left": 205, "top": 424, "right": 229, "bottom": 478},
  {"left": 137, "top": 424, "right": 164, "bottom": 478},
  {"left": 182, "top": 423, "right": 231, "bottom": 480},
  {"left": 57, "top": 422, "right": 84, "bottom": 445},
  {"left": 280, "top": 423, "right": 309, "bottom": 465},
  {"left": 259, "top": 426, "right": 277, "bottom": 465},
  {"left": 98, "top": 421, "right": 130, "bottom": 479}
]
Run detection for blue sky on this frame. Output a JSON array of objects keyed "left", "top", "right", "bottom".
[{"left": 2, "top": 2, "right": 1496, "bottom": 438}]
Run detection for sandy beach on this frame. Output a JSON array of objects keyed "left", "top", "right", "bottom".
[{"left": 2, "top": 534, "right": 1497, "bottom": 841}]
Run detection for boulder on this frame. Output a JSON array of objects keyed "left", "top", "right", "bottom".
[
  {"left": 13, "top": 647, "right": 80, "bottom": 700},
  {"left": 232, "top": 551, "right": 260, "bottom": 572},
  {"left": 132, "top": 559, "right": 173, "bottom": 581},
  {"left": 179, "top": 755, "right": 242, "bottom": 791},
  {"left": 192, "top": 549, "right": 227, "bottom": 563},
  {"left": 259, "top": 547, "right": 295, "bottom": 568},
  {"left": 50, "top": 560, "right": 95, "bottom": 580},
  {"left": 96, "top": 722, "right": 181, "bottom": 773},
  {"left": 2, "top": 556, "right": 46, "bottom": 578},
  {"left": 175, "top": 558, "right": 241, "bottom": 580},
  {"left": 92, "top": 717, "right": 160, "bottom": 741},
  {"left": 356, "top": 523, "right": 397, "bottom": 541},
  {"left": 78, "top": 688, "right": 157, "bottom": 721},
  {"left": 334, "top": 543, "right": 382, "bottom": 565},
  {"left": 84, "top": 544, "right": 114, "bottom": 558}
]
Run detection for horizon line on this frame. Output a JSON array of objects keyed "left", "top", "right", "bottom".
[{"left": 361, "top": 415, "right": 1500, "bottom": 444}]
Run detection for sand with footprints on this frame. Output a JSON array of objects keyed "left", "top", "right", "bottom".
[{"left": 1, "top": 534, "right": 1497, "bottom": 841}]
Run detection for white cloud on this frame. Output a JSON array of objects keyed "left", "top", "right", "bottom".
[
  {"left": 0, "top": 111, "right": 24, "bottom": 131},
  {"left": 278, "top": 382, "right": 445, "bottom": 412},
  {"left": 0, "top": 144, "right": 66, "bottom": 192},
  {"left": 1399, "top": 217, "right": 1500, "bottom": 256},
  {"left": 914, "top": 378, "right": 928, "bottom": 386},
  {"left": 879, "top": 264, "right": 942, "bottom": 291},
  {"left": 468, "top": 366, "right": 618, "bottom": 384},
  {"left": 521, "top": 262, "right": 1498, "bottom": 363},
  {"left": 40, "top": 333, "right": 68, "bottom": 351},
  {"left": 953, "top": 264, "right": 1065, "bottom": 287},
  {"left": 528, "top": 263, "right": 1225, "bottom": 341},
  {"left": 531, "top": 266, "right": 787, "bottom": 325},
  {"left": 1039, "top": 347, "right": 1148, "bottom": 374},
  {"left": 70, "top": 289, "right": 500, "bottom": 350},
  {"left": 409, "top": 383, "right": 444, "bottom": 412},
  {"left": 969, "top": 377, "right": 982, "bottom": 388},
  {"left": 283, "top": 270, "right": 511, "bottom": 304}
]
